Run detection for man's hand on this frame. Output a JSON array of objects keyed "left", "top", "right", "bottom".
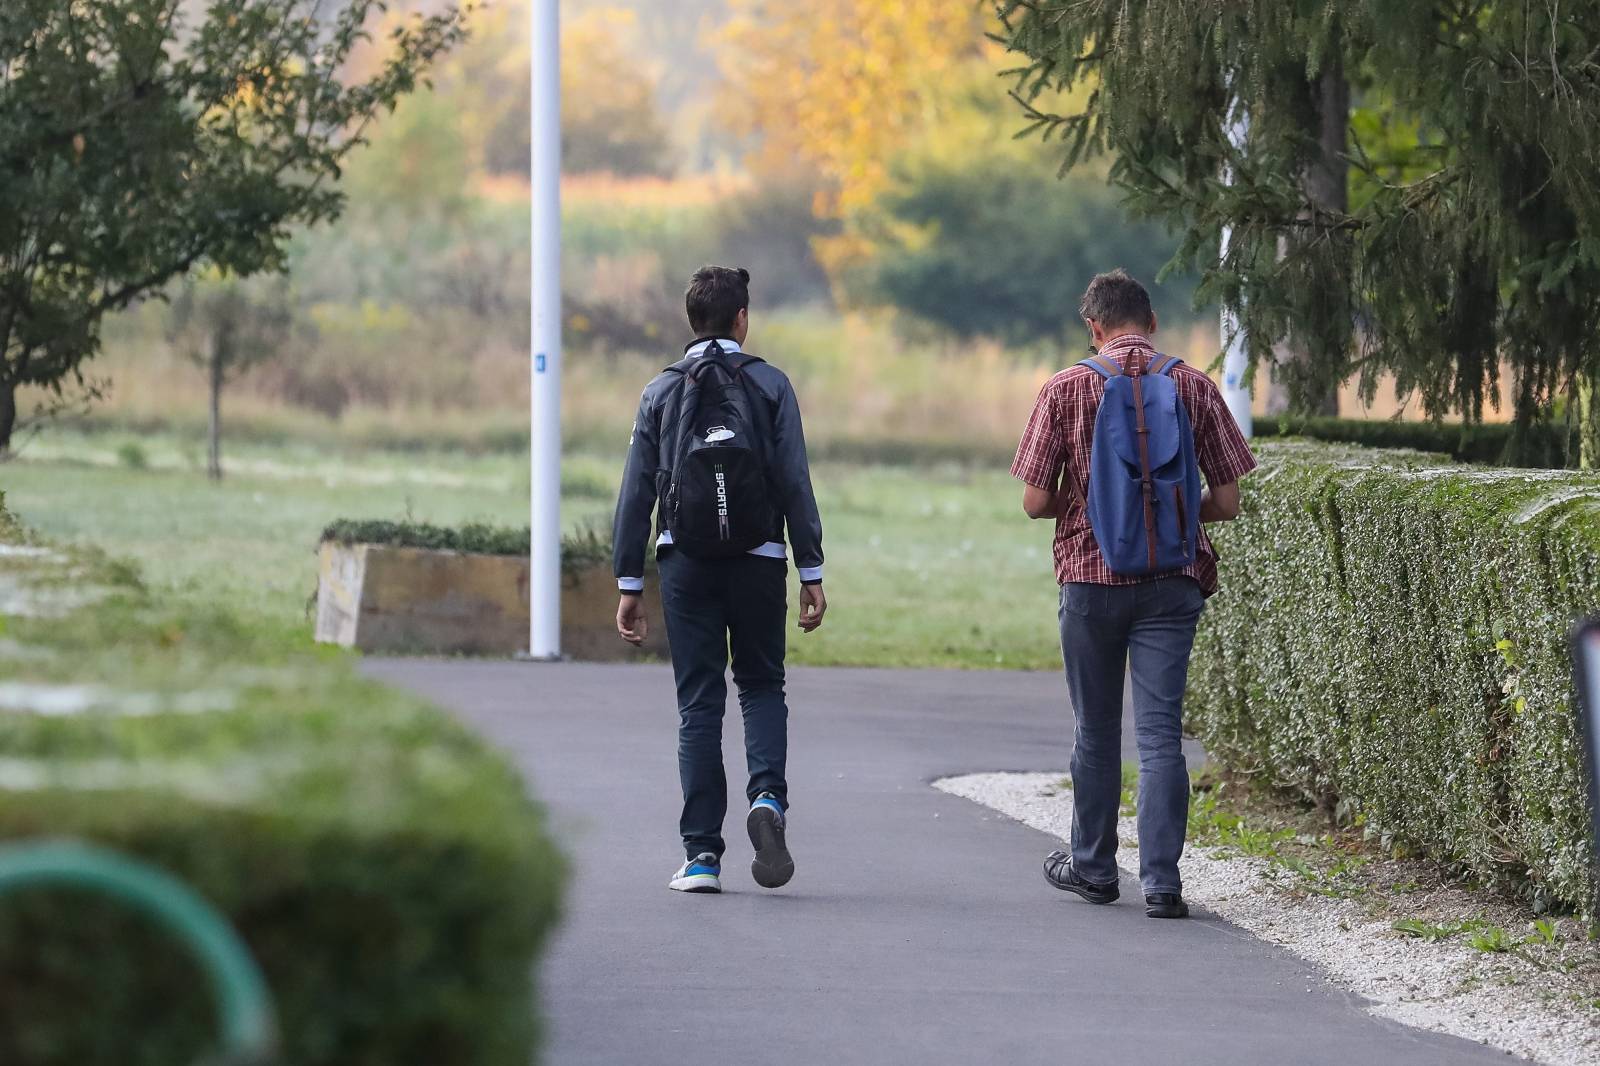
[
  {"left": 798, "top": 584, "right": 827, "bottom": 633},
  {"left": 617, "top": 595, "right": 648, "bottom": 645}
]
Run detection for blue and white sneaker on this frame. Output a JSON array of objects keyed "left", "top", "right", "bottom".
[
  {"left": 747, "top": 792, "right": 794, "bottom": 888},
  {"left": 668, "top": 852, "right": 721, "bottom": 893}
]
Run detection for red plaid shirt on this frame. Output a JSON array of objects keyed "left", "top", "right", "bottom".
[{"left": 1011, "top": 333, "right": 1257, "bottom": 594}]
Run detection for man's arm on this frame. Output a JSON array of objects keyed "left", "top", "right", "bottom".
[
  {"left": 1200, "top": 481, "right": 1241, "bottom": 522},
  {"left": 768, "top": 372, "right": 827, "bottom": 631},
  {"left": 1023, "top": 480, "right": 1058, "bottom": 519},
  {"left": 1012, "top": 379, "right": 1067, "bottom": 520},
  {"left": 1193, "top": 375, "right": 1257, "bottom": 524},
  {"left": 613, "top": 388, "right": 660, "bottom": 644}
]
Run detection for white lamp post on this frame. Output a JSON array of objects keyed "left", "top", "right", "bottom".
[{"left": 529, "top": 0, "right": 562, "bottom": 659}]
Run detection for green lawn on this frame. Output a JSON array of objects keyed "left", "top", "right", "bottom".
[{"left": 2, "top": 429, "right": 1063, "bottom": 669}]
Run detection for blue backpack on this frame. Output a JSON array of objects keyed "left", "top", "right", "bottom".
[{"left": 1078, "top": 349, "right": 1202, "bottom": 576}]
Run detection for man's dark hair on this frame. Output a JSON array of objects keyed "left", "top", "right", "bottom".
[
  {"left": 1079, "top": 269, "right": 1154, "bottom": 331},
  {"left": 685, "top": 265, "right": 751, "bottom": 336}
]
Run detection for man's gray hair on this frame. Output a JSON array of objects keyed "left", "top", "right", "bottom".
[{"left": 1079, "top": 269, "right": 1154, "bottom": 331}]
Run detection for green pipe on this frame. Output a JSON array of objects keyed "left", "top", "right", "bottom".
[{"left": 0, "top": 839, "right": 278, "bottom": 1065}]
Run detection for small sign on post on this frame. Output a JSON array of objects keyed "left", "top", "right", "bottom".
[{"left": 1575, "top": 619, "right": 1600, "bottom": 860}]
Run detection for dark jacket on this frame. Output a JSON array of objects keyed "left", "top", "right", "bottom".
[{"left": 612, "top": 339, "right": 824, "bottom": 589}]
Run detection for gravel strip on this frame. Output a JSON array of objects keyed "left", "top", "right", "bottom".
[{"left": 935, "top": 771, "right": 1600, "bottom": 1066}]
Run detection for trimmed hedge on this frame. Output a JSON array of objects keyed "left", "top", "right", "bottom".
[
  {"left": 0, "top": 525, "right": 563, "bottom": 1065},
  {"left": 1251, "top": 414, "right": 1574, "bottom": 469},
  {"left": 321, "top": 519, "right": 614, "bottom": 576},
  {"left": 322, "top": 518, "right": 531, "bottom": 557},
  {"left": 1188, "top": 442, "right": 1600, "bottom": 913}
]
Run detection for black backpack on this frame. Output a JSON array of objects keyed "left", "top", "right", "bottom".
[{"left": 658, "top": 341, "right": 777, "bottom": 559}]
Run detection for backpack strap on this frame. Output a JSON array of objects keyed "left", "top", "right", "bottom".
[
  {"left": 1079, "top": 353, "right": 1124, "bottom": 379},
  {"left": 727, "top": 351, "right": 776, "bottom": 471},
  {"left": 1129, "top": 366, "right": 1160, "bottom": 571},
  {"left": 665, "top": 342, "right": 767, "bottom": 378},
  {"left": 1146, "top": 352, "right": 1184, "bottom": 377},
  {"left": 1057, "top": 457, "right": 1089, "bottom": 520}
]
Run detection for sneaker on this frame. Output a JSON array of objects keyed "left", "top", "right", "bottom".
[
  {"left": 746, "top": 793, "right": 794, "bottom": 888},
  {"left": 1042, "top": 850, "right": 1119, "bottom": 904},
  {"left": 1145, "top": 892, "right": 1189, "bottom": 919},
  {"left": 668, "top": 852, "right": 721, "bottom": 893}
]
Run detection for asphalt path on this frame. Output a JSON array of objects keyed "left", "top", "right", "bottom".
[{"left": 367, "top": 660, "right": 1509, "bottom": 1066}]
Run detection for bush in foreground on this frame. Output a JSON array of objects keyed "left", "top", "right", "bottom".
[
  {"left": 0, "top": 519, "right": 563, "bottom": 1066},
  {"left": 1188, "top": 442, "right": 1600, "bottom": 914}
]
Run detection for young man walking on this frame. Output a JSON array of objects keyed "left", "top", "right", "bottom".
[
  {"left": 613, "top": 265, "right": 828, "bottom": 894},
  {"left": 1012, "top": 269, "right": 1255, "bottom": 919}
]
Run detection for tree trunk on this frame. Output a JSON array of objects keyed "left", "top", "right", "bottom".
[
  {"left": 1579, "top": 363, "right": 1600, "bottom": 471},
  {"left": 0, "top": 379, "right": 15, "bottom": 456},
  {"left": 1278, "top": 56, "right": 1349, "bottom": 418},
  {"left": 207, "top": 342, "right": 224, "bottom": 481}
]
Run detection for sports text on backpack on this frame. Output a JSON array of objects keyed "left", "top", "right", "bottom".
[
  {"left": 1075, "top": 348, "right": 1202, "bottom": 576},
  {"left": 658, "top": 341, "right": 777, "bottom": 559}
]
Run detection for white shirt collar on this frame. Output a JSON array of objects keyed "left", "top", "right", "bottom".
[{"left": 685, "top": 337, "right": 742, "bottom": 358}]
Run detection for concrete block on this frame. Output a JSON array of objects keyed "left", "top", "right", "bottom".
[{"left": 314, "top": 542, "right": 668, "bottom": 661}]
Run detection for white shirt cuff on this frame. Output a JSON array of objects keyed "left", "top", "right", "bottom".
[
  {"left": 617, "top": 577, "right": 644, "bottom": 593},
  {"left": 797, "top": 566, "right": 823, "bottom": 584}
]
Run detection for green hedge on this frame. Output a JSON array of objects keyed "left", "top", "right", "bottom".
[
  {"left": 1188, "top": 442, "right": 1600, "bottom": 913},
  {"left": 0, "top": 525, "right": 563, "bottom": 1065},
  {"left": 322, "top": 518, "right": 532, "bottom": 557},
  {"left": 1251, "top": 414, "right": 1574, "bottom": 468},
  {"left": 321, "top": 519, "right": 615, "bottom": 576}
]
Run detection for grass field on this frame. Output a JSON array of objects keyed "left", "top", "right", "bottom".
[{"left": 1, "top": 428, "right": 1065, "bottom": 670}]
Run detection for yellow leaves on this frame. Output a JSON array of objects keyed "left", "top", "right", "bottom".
[
  {"left": 718, "top": 0, "right": 986, "bottom": 217},
  {"left": 559, "top": 6, "right": 659, "bottom": 132}
]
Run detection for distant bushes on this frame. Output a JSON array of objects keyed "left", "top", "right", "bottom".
[
  {"left": 1253, "top": 414, "right": 1575, "bottom": 468},
  {"left": 858, "top": 152, "right": 1192, "bottom": 344},
  {"left": 1188, "top": 443, "right": 1600, "bottom": 913}
]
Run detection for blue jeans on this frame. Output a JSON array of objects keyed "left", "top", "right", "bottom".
[{"left": 1059, "top": 576, "right": 1205, "bottom": 895}]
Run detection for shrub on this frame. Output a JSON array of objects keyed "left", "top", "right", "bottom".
[
  {"left": 857, "top": 151, "right": 1191, "bottom": 345},
  {"left": 1251, "top": 414, "right": 1574, "bottom": 469},
  {"left": 0, "top": 524, "right": 563, "bottom": 1066},
  {"left": 1187, "top": 442, "right": 1600, "bottom": 914},
  {"left": 114, "top": 441, "right": 148, "bottom": 470},
  {"left": 320, "top": 520, "right": 619, "bottom": 577},
  {"left": 322, "top": 518, "right": 531, "bottom": 557}
]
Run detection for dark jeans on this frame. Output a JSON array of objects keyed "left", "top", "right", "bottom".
[
  {"left": 658, "top": 548, "right": 789, "bottom": 861},
  {"left": 1059, "top": 576, "right": 1205, "bottom": 895}
]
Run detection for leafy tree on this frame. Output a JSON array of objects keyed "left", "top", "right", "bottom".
[
  {"left": 718, "top": 0, "right": 987, "bottom": 239},
  {"left": 167, "top": 271, "right": 298, "bottom": 480},
  {"left": 559, "top": 8, "right": 674, "bottom": 177},
  {"left": 0, "top": 0, "right": 468, "bottom": 451},
  {"left": 853, "top": 64, "right": 1189, "bottom": 345},
  {"left": 863, "top": 153, "right": 1188, "bottom": 346},
  {"left": 999, "top": 1, "right": 1600, "bottom": 458},
  {"left": 390, "top": 2, "right": 673, "bottom": 180}
]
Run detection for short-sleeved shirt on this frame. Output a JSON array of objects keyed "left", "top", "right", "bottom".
[{"left": 1011, "top": 333, "right": 1257, "bottom": 594}]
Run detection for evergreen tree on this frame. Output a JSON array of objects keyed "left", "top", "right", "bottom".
[{"left": 998, "top": 1, "right": 1600, "bottom": 462}]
